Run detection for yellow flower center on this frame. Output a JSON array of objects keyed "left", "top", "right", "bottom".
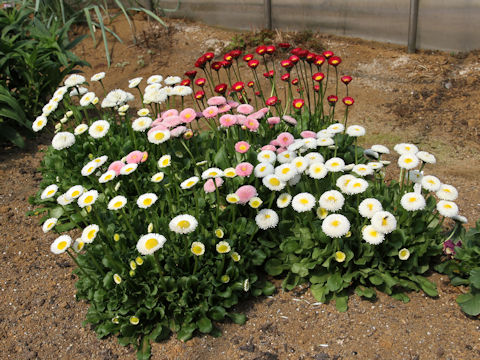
[
  {"left": 145, "top": 238, "right": 159, "bottom": 250},
  {"left": 47, "top": 190, "right": 55, "bottom": 196},
  {"left": 47, "top": 223, "right": 54, "bottom": 229},
  {"left": 218, "top": 245, "right": 228, "bottom": 253},
  {"left": 331, "top": 220, "right": 340, "bottom": 227},
  {"left": 186, "top": 181, "right": 194, "bottom": 187},
  {"left": 105, "top": 175, "right": 112, "bottom": 180},
  {"left": 404, "top": 158, "right": 413, "bottom": 164},
  {"left": 282, "top": 168, "right": 290, "bottom": 174},
  {"left": 114, "top": 201, "right": 123, "bottom": 208},
  {"left": 38, "top": 120, "right": 43, "bottom": 126},
  {"left": 84, "top": 195, "right": 93, "bottom": 203},
  {"left": 265, "top": 214, "right": 271, "bottom": 219},
  {"left": 370, "top": 229, "right": 378, "bottom": 237},
  {"left": 96, "top": 125, "right": 104, "bottom": 132},
  {"left": 72, "top": 190, "right": 80, "bottom": 197},
  {"left": 240, "top": 145, "right": 246, "bottom": 150},
  {"left": 264, "top": 154, "right": 270, "bottom": 159},
  {"left": 209, "top": 171, "right": 218, "bottom": 176},
  {"left": 192, "top": 245, "right": 203, "bottom": 254},
  {"left": 300, "top": 198, "right": 309, "bottom": 205},
  {"left": 367, "top": 204, "right": 373, "bottom": 210},
  {"left": 155, "top": 132, "right": 165, "bottom": 140},
  {"left": 87, "top": 229, "right": 96, "bottom": 240},
  {"left": 57, "top": 241, "right": 67, "bottom": 250},
  {"left": 143, "top": 198, "right": 152, "bottom": 206},
  {"left": 444, "top": 188, "right": 451, "bottom": 193},
  {"left": 260, "top": 166, "right": 266, "bottom": 172},
  {"left": 408, "top": 197, "right": 417, "bottom": 203},
  {"left": 381, "top": 218, "right": 388, "bottom": 226},
  {"left": 269, "top": 178, "right": 280, "bottom": 186},
  {"left": 353, "top": 183, "right": 361, "bottom": 188},
  {"left": 444, "top": 204, "right": 452, "bottom": 209},
  {"left": 327, "top": 196, "right": 336, "bottom": 202},
  {"left": 178, "top": 220, "right": 190, "bottom": 229},
  {"left": 331, "top": 162, "right": 339, "bottom": 167},
  {"left": 162, "top": 159, "right": 169, "bottom": 166},
  {"left": 284, "top": 154, "right": 290, "bottom": 158},
  {"left": 87, "top": 167, "right": 94, "bottom": 173},
  {"left": 185, "top": 113, "right": 191, "bottom": 118}
]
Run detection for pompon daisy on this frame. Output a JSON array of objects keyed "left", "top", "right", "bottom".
[
  {"left": 88, "top": 120, "right": 110, "bottom": 139},
  {"left": 243, "top": 278, "right": 250, "bottom": 292},
  {"left": 216, "top": 241, "right": 231, "bottom": 254},
  {"left": 223, "top": 167, "right": 236, "bottom": 178},
  {"left": 436, "top": 184, "right": 458, "bottom": 201},
  {"left": 302, "top": 138, "right": 317, "bottom": 150},
  {"left": 132, "top": 117, "right": 152, "bottom": 132},
  {"left": 42, "top": 218, "right": 58, "bottom": 233},
  {"left": 249, "top": 197, "right": 263, "bottom": 209},
  {"left": 181, "top": 176, "right": 199, "bottom": 189},
  {"left": 74, "top": 124, "right": 88, "bottom": 135},
  {"left": 82, "top": 224, "right": 99, "bottom": 243},
  {"left": 325, "top": 157, "right": 345, "bottom": 172},
  {"left": 344, "top": 164, "right": 355, "bottom": 171},
  {"left": 368, "top": 162, "right": 383, "bottom": 171},
  {"left": 53, "top": 86, "right": 68, "bottom": 98},
  {"left": 257, "top": 150, "right": 276, "bottom": 164},
  {"left": 130, "top": 316, "right": 140, "bottom": 325},
  {"left": 99, "top": 170, "right": 116, "bottom": 183},
  {"left": 399, "top": 248, "right": 410, "bottom": 260},
  {"left": 345, "top": 178, "right": 369, "bottom": 195},
  {"left": 137, "top": 108, "right": 149, "bottom": 116},
  {"left": 80, "top": 92, "right": 95, "bottom": 107},
  {"left": 308, "top": 162, "right": 328, "bottom": 179},
  {"left": 164, "top": 76, "right": 181, "bottom": 85},
  {"left": 64, "top": 74, "right": 85, "bottom": 87},
  {"left": 191, "top": 241, "right": 205, "bottom": 256},
  {"left": 69, "top": 86, "right": 87, "bottom": 97},
  {"left": 292, "top": 192, "right": 316, "bottom": 213},
  {"left": 50, "top": 235, "right": 72, "bottom": 254},
  {"left": 371, "top": 144, "right": 390, "bottom": 154},
  {"left": 305, "top": 152, "right": 324, "bottom": 164},
  {"left": 108, "top": 195, "right": 127, "bottom": 211},
  {"left": 317, "top": 137, "right": 335, "bottom": 147},
  {"left": 401, "top": 192, "right": 426, "bottom": 211},
  {"left": 81, "top": 161, "right": 97, "bottom": 176},
  {"left": 327, "top": 123, "right": 344, "bottom": 134},
  {"left": 335, "top": 251, "right": 346, "bottom": 262},
  {"left": 72, "top": 238, "right": 85, "bottom": 253},
  {"left": 231, "top": 252, "right": 241, "bottom": 262},
  {"left": 416, "top": 151, "right": 436, "bottom": 164},
  {"left": 277, "top": 193, "right": 292, "bottom": 208},
  {"left": 215, "top": 228, "right": 224, "bottom": 238},
  {"left": 128, "top": 77, "right": 143, "bottom": 88},
  {"left": 262, "top": 174, "right": 286, "bottom": 191},
  {"left": 317, "top": 129, "right": 334, "bottom": 138},
  {"left": 151, "top": 172, "right": 165, "bottom": 183},
  {"left": 287, "top": 139, "right": 305, "bottom": 152},
  {"left": 322, "top": 214, "right": 350, "bottom": 238},
  {"left": 371, "top": 211, "right": 397, "bottom": 234},
  {"left": 292, "top": 156, "right": 308, "bottom": 173},
  {"left": 137, "top": 193, "right": 158, "bottom": 209},
  {"left": 394, "top": 143, "right": 418, "bottom": 155},
  {"left": 277, "top": 151, "right": 296, "bottom": 164},
  {"left": 437, "top": 200, "right": 459, "bottom": 218},
  {"left": 147, "top": 74, "right": 163, "bottom": 84},
  {"left": 362, "top": 225, "right": 385, "bottom": 245},
  {"left": 319, "top": 190, "right": 345, "bottom": 212},
  {"left": 77, "top": 190, "right": 98, "bottom": 208},
  {"left": 148, "top": 129, "right": 171, "bottom": 144},
  {"left": 169, "top": 214, "right": 198, "bottom": 234},
  {"left": 92, "top": 155, "right": 108, "bottom": 167},
  {"left": 57, "top": 194, "right": 73, "bottom": 206},
  {"left": 226, "top": 193, "right": 240, "bottom": 204},
  {"left": 364, "top": 149, "right": 379, "bottom": 160},
  {"left": 255, "top": 209, "right": 279, "bottom": 230},
  {"left": 52, "top": 132, "right": 75, "bottom": 150},
  {"left": 32, "top": 116, "right": 47, "bottom": 132},
  {"left": 397, "top": 153, "right": 419, "bottom": 170},
  {"left": 41, "top": 184, "right": 58, "bottom": 199},
  {"left": 157, "top": 155, "right": 171, "bottom": 169},
  {"left": 421, "top": 175, "right": 441, "bottom": 192},
  {"left": 120, "top": 163, "right": 138, "bottom": 175},
  {"left": 317, "top": 207, "right": 329, "bottom": 219},
  {"left": 352, "top": 164, "right": 373, "bottom": 177},
  {"left": 136, "top": 233, "right": 167, "bottom": 255},
  {"left": 275, "top": 163, "right": 297, "bottom": 182},
  {"left": 254, "top": 163, "right": 274, "bottom": 178},
  {"left": 288, "top": 174, "right": 301, "bottom": 186},
  {"left": 346, "top": 125, "right": 366, "bottom": 137},
  {"left": 358, "top": 198, "right": 383, "bottom": 218},
  {"left": 66, "top": 185, "right": 84, "bottom": 199},
  {"left": 113, "top": 274, "right": 122, "bottom": 285},
  {"left": 201, "top": 167, "right": 224, "bottom": 179},
  {"left": 91, "top": 72, "right": 105, "bottom": 81},
  {"left": 336, "top": 174, "right": 356, "bottom": 193}
]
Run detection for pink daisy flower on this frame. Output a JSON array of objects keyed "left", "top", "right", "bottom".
[
  {"left": 259, "top": 107, "right": 269, "bottom": 115},
  {"left": 301, "top": 130, "right": 317, "bottom": 138},
  {"left": 150, "top": 119, "right": 166, "bottom": 128},
  {"left": 249, "top": 110, "right": 266, "bottom": 120},
  {"left": 235, "top": 162, "right": 254, "bottom": 177},
  {"left": 148, "top": 124, "right": 168, "bottom": 136},
  {"left": 227, "top": 100, "right": 239, "bottom": 108},
  {"left": 237, "top": 104, "right": 254, "bottom": 115},
  {"left": 203, "top": 106, "right": 219, "bottom": 118},
  {"left": 277, "top": 147, "right": 287, "bottom": 154},
  {"left": 170, "top": 126, "right": 187, "bottom": 137},
  {"left": 141, "top": 152, "right": 148, "bottom": 163},
  {"left": 245, "top": 117, "right": 259, "bottom": 132},
  {"left": 236, "top": 115, "right": 247, "bottom": 126},
  {"left": 207, "top": 96, "right": 227, "bottom": 106},
  {"left": 283, "top": 115, "right": 297, "bottom": 125},
  {"left": 267, "top": 117, "right": 280, "bottom": 125},
  {"left": 162, "top": 109, "right": 179, "bottom": 119},
  {"left": 270, "top": 139, "right": 280, "bottom": 147},
  {"left": 204, "top": 177, "right": 224, "bottom": 193},
  {"left": 235, "top": 141, "right": 250, "bottom": 153},
  {"left": 276, "top": 132, "right": 295, "bottom": 147},
  {"left": 235, "top": 185, "right": 258, "bottom": 204},
  {"left": 179, "top": 108, "right": 196, "bottom": 123},
  {"left": 217, "top": 103, "right": 231, "bottom": 113},
  {"left": 126, "top": 150, "right": 143, "bottom": 164},
  {"left": 261, "top": 145, "right": 277, "bottom": 151},
  {"left": 108, "top": 160, "right": 125, "bottom": 175},
  {"left": 161, "top": 116, "right": 182, "bottom": 128},
  {"left": 219, "top": 114, "right": 237, "bottom": 127}
]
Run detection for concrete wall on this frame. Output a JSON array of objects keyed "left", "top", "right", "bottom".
[{"left": 159, "top": 0, "right": 480, "bottom": 52}]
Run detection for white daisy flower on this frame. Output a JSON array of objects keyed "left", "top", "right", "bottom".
[
  {"left": 151, "top": 172, "right": 165, "bottom": 183},
  {"left": 79, "top": 92, "right": 95, "bottom": 107},
  {"left": 181, "top": 176, "right": 199, "bottom": 189},
  {"left": 144, "top": 83, "right": 162, "bottom": 93},
  {"left": 408, "top": 170, "right": 423, "bottom": 183},
  {"left": 118, "top": 104, "right": 129, "bottom": 113},
  {"left": 69, "top": 86, "right": 88, "bottom": 97},
  {"left": 77, "top": 190, "right": 98, "bottom": 208},
  {"left": 164, "top": 76, "right": 181, "bottom": 85},
  {"left": 81, "top": 161, "right": 97, "bottom": 176},
  {"left": 66, "top": 185, "right": 84, "bottom": 199},
  {"left": 358, "top": 198, "right": 383, "bottom": 218},
  {"left": 50, "top": 235, "right": 72, "bottom": 254},
  {"left": 91, "top": 72, "right": 105, "bottom": 82},
  {"left": 317, "top": 207, "right": 329, "bottom": 219},
  {"left": 74, "top": 124, "right": 88, "bottom": 135},
  {"left": 32, "top": 116, "right": 47, "bottom": 132},
  {"left": 216, "top": 241, "right": 231, "bottom": 254},
  {"left": 317, "top": 129, "right": 334, "bottom": 138},
  {"left": 201, "top": 167, "right": 224, "bottom": 179},
  {"left": 92, "top": 155, "right": 108, "bottom": 167},
  {"left": 120, "top": 163, "right": 138, "bottom": 175},
  {"left": 421, "top": 175, "right": 441, "bottom": 192},
  {"left": 262, "top": 174, "right": 286, "bottom": 191},
  {"left": 254, "top": 163, "right": 274, "bottom": 178},
  {"left": 400, "top": 192, "right": 426, "bottom": 211},
  {"left": 53, "top": 86, "right": 68, "bottom": 98},
  {"left": 108, "top": 195, "right": 127, "bottom": 211},
  {"left": 319, "top": 190, "right": 345, "bottom": 212},
  {"left": 327, "top": 123, "right": 344, "bottom": 134},
  {"left": 147, "top": 74, "right": 163, "bottom": 84},
  {"left": 89, "top": 120, "right": 110, "bottom": 139},
  {"left": 249, "top": 197, "right": 263, "bottom": 209},
  {"left": 317, "top": 137, "right": 335, "bottom": 147},
  {"left": 305, "top": 152, "right": 324, "bottom": 164},
  {"left": 453, "top": 214, "right": 468, "bottom": 224},
  {"left": 352, "top": 164, "right": 373, "bottom": 177},
  {"left": 307, "top": 162, "right": 328, "bottom": 179},
  {"left": 137, "top": 108, "right": 149, "bottom": 116},
  {"left": 64, "top": 74, "right": 85, "bottom": 87},
  {"left": 371, "top": 211, "right": 397, "bottom": 234},
  {"left": 344, "top": 178, "right": 369, "bottom": 195},
  {"left": 155, "top": 155, "right": 171, "bottom": 169},
  {"left": 130, "top": 117, "right": 151, "bottom": 132},
  {"left": 346, "top": 125, "right": 366, "bottom": 137},
  {"left": 52, "top": 132, "right": 75, "bottom": 150},
  {"left": 399, "top": 248, "right": 410, "bottom": 260},
  {"left": 302, "top": 138, "right": 317, "bottom": 150},
  {"left": 277, "top": 151, "right": 296, "bottom": 164},
  {"left": 336, "top": 174, "right": 356, "bottom": 193},
  {"left": 371, "top": 144, "right": 390, "bottom": 154},
  {"left": 41, "top": 184, "right": 58, "bottom": 199},
  {"left": 436, "top": 184, "right": 458, "bottom": 201},
  {"left": 287, "top": 139, "right": 305, "bottom": 152},
  {"left": 394, "top": 143, "right": 418, "bottom": 155},
  {"left": 169, "top": 214, "right": 198, "bottom": 234},
  {"left": 57, "top": 194, "right": 73, "bottom": 206},
  {"left": 99, "top": 170, "right": 116, "bottom": 183},
  {"left": 137, "top": 193, "right": 158, "bottom": 209},
  {"left": 191, "top": 241, "right": 205, "bottom": 256},
  {"left": 72, "top": 238, "right": 85, "bottom": 253},
  {"left": 136, "top": 233, "right": 167, "bottom": 255},
  {"left": 226, "top": 193, "right": 240, "bottom": 204},
  {"left": 42, "top": 218, "right": 58, "bottom": 233},
  {"left": 276, "top": 193, "right": 292, "bottom": 208},
  {"left": 322, "top": 214, "right": 350, "bottom": 238},
  {"left": 436, "top": 200, "right": 459, "bottom": 218},
  {"left": 324, "top": 157, "right": 345, "bottom": 172},
  {"left": 82, "top": 224, "right": 99, "bottom": 243},
  {"left": 291, "top": 192, "right": 316, "bottom": 213},
  {"left": 128, "top": 77, "right": 143, "bottom": 88},
  {"left": 292, "top": 156, "right": 308, "bottom": 173},
  {"left": 368, "top": 162, "right": 383, "bottom": 171},
  {"left": 257, "top": 150, "right": 276, "bottom": 164},
  {"left": 363, "top": 149, "right": 379, "bottom": 160},
  {"left": 173, "top": 85, "right": 192, "bottom": 96},
  {"left": 255, "top": 209, "right": 279, "bottom": 230},
  {"left": 275, "top": 163, "right": 297, "bottom": 182},
  {"left": 362, "top": 225, "right": 385, "bottom": 245},
  {"left": 288, "top": 173, "right": 301, "bottom": 186},
  {"left": 398, "top": 153, "right": 419, "bottom": 170},
  {"left": 416, "top": 151, "right": 436, "bottom": 164},
  {"left": 343, "top": 164, "right": 355, "bottom": 171},
  {"left": 223, "top": 168, "right": 237, "bottom": 178},
  {"left": 148, "top": 128, "right": 170, "bottom": 144}
]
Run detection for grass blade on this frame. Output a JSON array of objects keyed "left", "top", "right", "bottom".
[
  {"left": 128, "top": 7, "right": 167, "bottom": 27},
  {"left": 83, "top": 8, "right": 97, "bottom": 46},
  {"left": 93, "top": 5, "right": 111, "bottom": 67}
]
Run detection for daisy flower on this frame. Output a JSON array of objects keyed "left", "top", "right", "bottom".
[
  {"left": 113, "top": 274, "right": 122, "bottom": 285},
  {"left": 147, "top": 75, "right": 163, "bottom": 84},
  {"left": 231, "top": 252, "right": 241, "bottom": 262},
  {"left": 275, "top": 163, "right": 297, "bottom": 182},
  {"left": 399, "top": 248, "right": 410, "bottom": 260},
  {"left": 226, "top": 193, "right": 240, "bottom": 204},
  {"left": 235, "top": 162, "right": 254, "bottom": 177},
  {"left": 401, "top": 192, "right": 426, "bottom": 211},
  {"left": 322, "top": 214, "right": 350, "bottom": 238},
  {"left": 41, "top": 184, "right": 58, "bottom": 199},
  {"left": 57, "top": 194, "right": 73, "bottom": 206},
  {"left": 346, "top": 125, "right": 366, "bottom": 137},
  {"left": 99, "top": 170, "right": 116, "bottom": 183},
  {"left": 436, "top": 184, "right": 458, "bottom": 201},
  {"left": 362, "top": 225, "right": 385, "bottom": 245},
  {"left": 257, "top": 150, "right": 276, "bottom": 164},
  {"left": 74, "top": 124, "right": 88, "bottom": 135},
  {"left": 66, "top": 185, "right": 84, "bottom": 199},
  {"left": 358, "top": 198, "right": 383, "bottom": 218},
  {"left": 352, "top": 164, "right": 373, "bottom": 177},
  {"left": 52, "top": 132, "right": 75, "bottom": 150},
  {"left": 276, "top": 132, "right": 295, "bottom": 147},
  {"left": 317, "top": 129, "right": 334, "bottom": 138},
  {"left": 345, "top": 178, "right": 369, "bottom": 195},
  {"left": 89, "top": 120, "right": 110, "bottom": 139},
  {"left": 317, "top": 207, "right": 329, "bottom": 219},
  {"left": 336, "top": 174, "right": 356, "bottom": 192},
  {"left": 137, "top": 108, "right": 149, "bottom": 116},
  {"left": 157, "top": 155, "right": 171, "bottom": 168},
  {"left": 292, "top": 192, "right": 316, "bottom": 212},
  {"left": 277, "top": 151, "right": 296, "bottom": 164},
  {"left": 136, "top": 233, "right": 167, "bottom": 255},
  {"left": 207, "top": 96, "right": 226, "bottom": 106},
  {"left": 108, "top": 195, "right": 127, "bottom": 211},
  {"left": 292, "top": 157, "right": 308, "bottom": 173},
  {"left": 203, "top": 106, "right": 219, "bottom": 118},
  {"left": 82, "top": 224, "right": 99, "bottom": 243},
  {"left": 249, "top": 197, "right": 263, "bottom": 209},
  {"left": 50, "top": 235, "right": 72, "bottom": 254},
  {"left": 64, "top": 74, "right": 85, "bottom": 87},
  {"left": 317, "top": 137, "right": 335, "bottom": 147},
  {"left": 132, "top": 117, "right": 152, "bottom": 132},
  {"left": 235, "top": 141, "right": 250, "bottom": 153},
  {"left": 120, "top": 163, "right": 138, "bottom": 175},
  {"left": 416, "top": 151, "right": 436, "bottom": 164},
  {"left": 181, "top": 176, "right": 199, "bottom": 189},
  {"left": 81, "top": 161, "right": 97, "bottom": 176},
  {"left": 191, "top": 241, "right": 205, "bottom": 256},
  {"left": 287, "top": 140, "right": 305, "bottom": 152},
  {"left": 371, "top": 211, "right": 397, "bottom": 234},
  {"left": 216, "top": 241, "right": 231, "bottom": 254},
  {"left": 130, "top": 317, "right": 140, "bottom": 325},
  {"left": 32, "top": 116, "right": 47, "bottom": 132},
  {"left": 223, "top": 168, "right": 237, "bottom": 178},
  {"left": 91, "top": 72, "right": 105, "bottom": 81},
  {"left": 69, "top": 86, "right": 87, "bottom": 97},
  {"left": 79, "top": 92, "right": 95, "bottom": 107},
  {"left": 237, "top": 104, "right": 254, "bottom": 115},
  {"left": 305, "top": 152, "right": 324, "bottom": 164},
  {"left": 335, "top": 251, "right": 346, "bottom": 262},
  {"left": 204, "top": 178, "right": 224, "bottom": 193},
  {"left": 219, "top": 114, "right": 237, "bottom": 127},
  {"left": 319, "top": 190, "right": 345, "bottom": 212},
  {"left": 327, "top": 123, "right": 344, "bottom": 134},
  {"left": 325, "top": 157, "right": 345, "bottom": 172},
  {"left": 72, "top": 238, "right": 85, "bottom": 253},
  {"left": 201, "top": 167, "right": 224, "bottom": 179},
  {"left": 262, "top": 174, "right": 286, "bottom": 191},
  {"left": 128, "top": 77, "right": 143, "bottom": 88},
  {"left": 164, "top": 76, "right": 181, "bottom": 85},
  {"left": 235, "top": 185, "right": 258, "bottom": 204},
  {"left": 277, "top": 193, "right": 292, "bottom": 208},
  {"left": 169, "top": 214, "right": 198, "bottom": 234},
  {"left": 215, "top": 228, "right": 224, "bottom": 238},
  {"left": 42, "top": 218, "right": 58, "bottom": 233},
  {"left": 421, "top": 175, "right": 441, "bottom": 192},
  {"left": 307, "top": 162, "right": 328, "bottom": 180},
  {"left": 148, "top": 129, "right": 170, "bottom": 144},
  {"left": 77, "top": 190, "right": 98, "bottom": 208},
  {"left": 436, "top": 200, "right": 459, "bottom": 218},
  {"left": 371, "top": 144, "right": 390, "bottom": 154},
  {"left": 255, "top": 209, "right": 279, "bottom": 230},
  {"left": 397, "top": 153, "right": 419, "bottom": 170},
  {"left": 137, "top": 193, "right": 158, "bottom": 209},
  {"left": 394, "top": 143, "right": 418, "bottom": 155},
  {"left": 368, "top": 162, "right": 383, "bottom": 171}
]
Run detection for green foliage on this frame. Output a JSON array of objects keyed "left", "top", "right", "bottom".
[{"left": 0, "top": 5, "right": 88, "bottom": 146}]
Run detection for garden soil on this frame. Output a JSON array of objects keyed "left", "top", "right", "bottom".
[{"left": 1, "top": 15, "right": 480, "bottom": 360}]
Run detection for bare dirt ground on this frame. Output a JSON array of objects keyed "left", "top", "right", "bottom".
[{"left": 1, "top": 15, "right": 479, "bottom": 360}]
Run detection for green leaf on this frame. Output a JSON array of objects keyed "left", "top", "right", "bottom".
[
  {"left": 415, "top": 276, "right": 438, "bottom": 297},
  {"left": 310, "top": 284, "right": 327, "bottom": 302},
  {"left": 136, "top": 336, "right": 151, "bottom": 360},
  {"left": 265, "top": 258, "right": 284, "bottom": 276},
  {"left": 196, "top": 317, "right": 213, "bottom": 333},
  {"left": 262, "top": 281, "right": 276, "bottom": 296},
  {"left": 326, "top": 272, "right": 342, "bottom": 292},
  {"left": 355, "top": 286, "right": 376, "bottom": 299},
  {"left": 0, "top": 123, "right": 25, "bottom": 148},
  {"left": 335, "top": 295, "right": 348, "bottom": 312},
  {"left": 291, "top": 263, "right": 309, "bottom": 277},
  {"left": 457, "top": 293, "right": 480, "bottom": 316},
  {"left": 251, "top": 249, "right": 266, "bottom": 265},
  {"left": 208, "top": 306, "right": 226, "bottom": 321},
  {"left": 392, "top": 292, "right": 410, "bottom": 303},
  {"left": 369, "top": 275, "right": 384, "bottom": 286},
  {"left": 469, "top": 268, "right": 480, "bottom": 288},
  {"left": 50, "top": 206, "right": 64, "bottom": 218},
  {"left": 177, "top": 323, "right": 196, "bottom": 342},
  {"left": 227, "top": 313, "right": 246, "bottom": 325}
]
